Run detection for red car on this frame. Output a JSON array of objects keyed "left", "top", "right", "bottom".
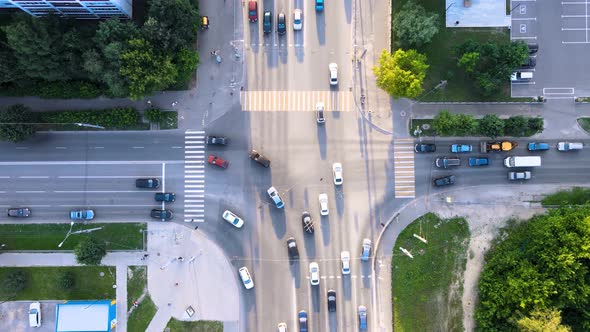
[
  {"left": 208, "top": 154, "right": 229, "bottom": 168},
  {"left": 248, "top": 0, "right": 258, "bottom": 22}
]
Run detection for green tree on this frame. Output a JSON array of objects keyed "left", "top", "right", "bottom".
[
  {"left": 57, "top": 271, "right": 75, "bottom": 291},
  {"left": 0, "top": 49, "right": 20, "bottom": 85},
  {"left": 517, "top": 308, "right": 572, "bottom": 332},
  {"left": 504, "top": 115, "right": 527, "bottom": 136},
  {"left": 120, "top": 38, "right": 177, "bottom": 99},
  {"left": 173, "top": 48, "right": 200, "bottom": 86},
  {"left": 3, "top": 270, "right": 26, "bottom": 294},
  {"left": 454, "top": 114, "right": 477, "bottom": 136},
  {"left": 432, "top": 109, "right": 456, "bottom": 136},
  {"left": 457, "top": 52, "right": 480, "bottom": 73},
  {"left": 144, "top": 108, "right": 165, "bottom": 123},
  {"left": 527, "top": 117, "right": 544, "bottom": 134},
  {"left": 0, "top": 104, "right": 37, "bottom": 142},
  {"left": 479, "top": 114, "right": 504, "bottom": 138},
  {"left": 373, "top": 49, "right": 428, "bottom": 99},
  {"left": 393, "top": 2, "right": 439, "bottom": 47},
  {"left": 144, "top": 0, "right": 199, "bottom": 52},
  {"left": 74, "top": 237, "right": 107, "bottom": 265}
]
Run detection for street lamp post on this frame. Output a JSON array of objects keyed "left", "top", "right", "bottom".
[{"left": 58, "top": 222, "right": 75, "bottom": 248}]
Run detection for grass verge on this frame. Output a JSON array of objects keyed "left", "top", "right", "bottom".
[
  {"left": 577, "top": 118, "right": 590, "bottom": 133},
  {"left": 392, "top": 213, "right": 470, "bottom": 331},
  {"left": 0, "top": 223, "right": 146, "bottom": 251},
  {"left": 127, "top": 295, "right": 157, "bottom": 332},
  {"left": 541, "top": 187, "right": 590, "bottom": 206},
  {"left": 166, "top": 318, "right": 223, "bottom": 332},
  {"left": 127, "top": 266, "right": 147, "bottom": 308},
  {"left": 0, "top": 266, "right": 116, "bottom": 300},
  {"left": 159, "top": 111, "right": 178, "bottom": 130}
]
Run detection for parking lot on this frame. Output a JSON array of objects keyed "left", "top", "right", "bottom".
[
  {"left": 511, "top": 0, "right": 590, "bottom": 98},
  {"left": 0, "top": 301, "right": 57, "bottom": 332}
]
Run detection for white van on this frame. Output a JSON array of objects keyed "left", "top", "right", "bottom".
[
  {"left": 511, "top": 71, "right": 533, "bottom": 82},
  {"left": 504, "top": 156, "right": 541, "bottom": 168}
]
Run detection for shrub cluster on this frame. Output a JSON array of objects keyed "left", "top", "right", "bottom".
[{"left": 431, "top": 110, "right": 543, "bottom": 137}]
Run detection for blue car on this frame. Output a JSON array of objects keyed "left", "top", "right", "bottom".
[
  {"left": 468, "top": 157, "right": 489, "bottom": 166},
  {"left": 528, "top": 142, "right": 550, "bottom": 151},
  {"left": 358, "top": 305, "right": 368, "bottom": 330},
  {"left": 267, "top": 186, "right": 284, "bottom": 208},
  {"left": 451, "top": 144, "right": 473, "bottom": 153},
  {"left": 315, "top": 0, "right": 324, "bottom": 11},
  {"left": 70, "top": 209, "right": 94, "bottom": 221},
  {"left": 298, "top": 310, "right": 308, "bottom": 332}
]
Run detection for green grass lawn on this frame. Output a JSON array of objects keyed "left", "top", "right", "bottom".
[
  {"left": 127, "top": 266, "right": 147, "bottom": 308},
  {"left": 0, "top": 223, "right": 146, "bottom": 251},
  {"left": 127, "top": 295, "right": 157, "bottom": 332},
  {"left": 392, "top": 213, "right": 470, "bottom": 332},
  {"left": 0, "top": 266, "right": 116, "bottom": 300},
  {"left": 391, "top": 0, "right": 525, "bottom": 102},
  {"left": 166, "top": 318, "right": 223, "bottom": 332},
  {"left": 577, "top": 118, "right": 590, "bottom": 133}
]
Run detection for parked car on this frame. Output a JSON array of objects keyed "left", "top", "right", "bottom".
[
  {"left": 28, "top": 302, "right": 41, "bottom": 327},
  {"left": 263, "top": 10, "right": 272, "bottom": 33},
  {"left": 557, "top": 142, "right": 583, "bottom": 151},
  {"left": 277, "top": 12, "right": 286, "bottom": 35},
  {"left": 150, "top": 209, "right": 172, "bottom": 221},
  {"left": 315, "top": 0, "right": 324, "bottom": 11},
  {"left": 508, "top": 171, "right": 532, "bottom": 180},
  {"left": 329, "top": 63, "right": 338, "bottom": 86},
  {"left": 528, "top": 43, "right": 538, "bottom": 54},
  {"left": 451, "top": 144, "right": 473, "bottom": 153},
  {"left": 414, "top": 143, "right": 436, "bottom": 153},
  {"left": 302, "top": 211, "right": 314, "bottom": 234},
  {"left": 208, "top": 154, "right": 229, "bottom": 168},
  {"left": 248, "top": 0, "right": 258, "bottom": 22},
  {"left": 318, "top": 193, "right": 329, "bottom": 216},
  {"left": 327, "top": 290, "right": 337, "bottom": 312},
  {"left": 309, "top": 262, "right": 320, "bottom": 285},
  {"left": 136, "top": 178, "right": 159, "bottom": 189},
  {"left": 358, "top": 305, "right": 368, "bottom": 330},
  {"left": 249, "top": 149, "right": 271, "bottom": 168},
  {"left": 267, "top": 186, "right": 285, "bottom": 208},
  {"left": 316, "top": 102, "right": 325, "bottom": 124},
  {"left": 361, "top": 238, "right": 371, "bottom": 261},
  {"left": 154, "top": 193, "right": 176, "bottom": 202},
  {"left": 205, "top": 135, "right": 228, "bottom": 145},
  {"left": 340, "top": 251, "right": 351, "bottom": 275},
  {"left": 293, "top": 9, "right": 302, "bottom": 30},
  {"left": 433, "top": 175, "right": 456, "bottom": 187},
  {"left": 287, "top": 237, "right": 300, "bottom": 260},
  {"left": 222, "top": 210, "right": 244, "bottom": 228},
  {"left": 511, "top": 71, "right": 533, "bottom": 81},
  {"left": 298, "top": 310, "right": 308, "bottom": 332},
  {"left": 7, "top": 207, "right": 31, "bottom": 217},
  {"left": 332, "top": 162, "right": 343, "bottom": 185},
  {"left": 278, "top": 322, "right": 287, "bottom": 332},
  {"left": 201, "top": 16, "right": 209, "bottom": 30},
  {"left": 70, "top": 209, "right": 94, "bottom": 221},
  {"left": 520, "top": 56, "right": 536, "bottom": 69},
  {"left": 468, "top": 157, "right": 489, "bottom": 167},
  {"left": 435, "top": 157, "right": 460, "bottom": 169},
  {"left": 239, "top": 266, "right": 254, "bottom": 289},
  {"left": 528, "top": 142, "right": 550, "bottom": 151}
]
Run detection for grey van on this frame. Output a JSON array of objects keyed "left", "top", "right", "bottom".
[{"left": 435, "top": 157, "right": 461, "bottom": 169}]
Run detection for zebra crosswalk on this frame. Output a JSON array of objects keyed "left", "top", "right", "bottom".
[
  {"left": 184, "top": 130, "right": 206, "bottom": 222},
  {"left": 240, "top": 90, "right": 353, "bottom": 112},
  {"left": 393, "top": 138, "right": 416, "bottom": 198}
]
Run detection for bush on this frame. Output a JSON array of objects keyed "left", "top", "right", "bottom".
[
  {"left": 74, "top": 237, "right": 106, "bottom": 265},
  {"left": 57, "top": 271, "right": 75, "bottom": 290},
  {"left": 542, "top": 187, "right": 590, "bottom": 206},
  {"left": 39, "top": 108, "right": 143, "bottom": 130},
  {"left": 479, "top": 114, "right": 504, "bottom": 138},
  {"left": 504, "top": 115, "right": 527, "bottom": 136},
  {"left": 0, "top": 81, "right": 105, "bottom": 99},
  {"left": 144, "top": 108, "right": 165, "bottom": 123},
  {"left": 428, "top": 110, "right": 543, "bottom": 137},
  {"left": 527, "top": 117, "right": 544, "bottom": 134},
  {"left": 3, "top": 270, "right": 26, "bottom": 293}
]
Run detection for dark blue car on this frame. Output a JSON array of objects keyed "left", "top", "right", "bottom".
[
  {"left": 315, "top": 0, "right": 324, "bottom": 11},
  {"left": 298, "top": 310, "right": 308, "bottom": 332},
  {"left": 468, "top": 157, "right": 489, "bottom": 166},
  {"left": 528, "top": 142, "right": 550, "bottom": 151}
]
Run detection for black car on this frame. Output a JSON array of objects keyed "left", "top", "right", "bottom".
[
  {"left": 414, "top": 143, "right": 436, "bottom": 153},
  {"left": 155, "top": 192, "right": 176, "bottom": 202},
  {"left": 433, "top": 175, "right": 456, "bottom": 187},
  {"left": 263, "top": 11, "right": 272, "bottom": 33},
  {"left": 327, "top": 290, "right": 336, "bottom": 312},
  {"left": 151, "top": 209, "right": 173, "bottom": 221},
  {"left": 249, "top": 149, "right": 271, "bottom": 168},
  {"left": 287, "top": 237, "right": 300, "bottom": 261},
  {"left": 301, "top": 211, "right": 314, "bottom": 234},
  {"left": 528, "top": 43, "right": 538, "bottom": 54},
  {"left": 277, "top": 12, "right": 286, "bottom": 35},
  {"left": 206, "top": 135, "right": 228, "bottom": 145},
  {"left": 136, "top": 178, "right": 160, "bottom": 189},
  {"left": 520, "top": 56, "right": 536, "bottom": 69},
  {"left": 7, "top": 207, "right": 31, "bottom": 218}
]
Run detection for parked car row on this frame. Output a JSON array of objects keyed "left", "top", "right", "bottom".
[
  {"left": 135, "top": 178, "right": 175, "bottom": 221},
  {"left": 248, "top": 0, "right": 324, "bottom": 31},
  {"left": 282, "top": 305, "right": 367, "bottom": 331}
]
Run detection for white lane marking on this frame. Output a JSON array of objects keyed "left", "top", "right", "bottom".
[
  {"left": 132, "top": 146, "right": 145, "bottom": 149},
  {"left": 162, "top": 162, "right": 166, "bottom": 193},
  {"left": 59, "top": 176, "right": 160, "bottom": 179},
  {"left": 15, "top": 147, "right": 28, "bottom": 150},
  {"left": 93, "top": 147, "right": 104, "bottom": 149},
  {"left": 16, "top": 191, "right": 45, "bottom": 193},
  {"left": 171, "top": 146, "right": 183, "bottom": 149},
  {"left": 54, "top": 190, "right": 151, "bottom": 193},
  {"left": 185, "top": 174, "right": 205, "bottom": 178},
  {"left": 185, "top": 180, "right": 205, "bottom": 183},
  {"left": 55, "top": 147, "right": 67, "bottom": 149},
  {"left": 58, "top": 204, "right": 156, "bottom": 207},
  {"left": 0, "top": 161, "right": 183, "bottom": 166},
  {"left": 18, "top": 176, "right": 49, "bottom": 179}
]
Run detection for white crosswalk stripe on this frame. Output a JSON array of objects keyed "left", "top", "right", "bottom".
[
  {"left": 394, "top": 138, "right": 416, "bottom": 198},
  {"left": 184, "top": 130, "right": 206, "bottom": 222},
  {"left": 240, "top": 90, "right": 353, "bottom": 112}
]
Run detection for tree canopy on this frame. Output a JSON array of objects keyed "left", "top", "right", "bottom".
[
  {"left": 373, "top": 49, "right": 428, "bottom": 99},
  {"left": 393, "top": 2, "right": 439, "bottom": 48},
  {"left": 476, "top": 206, "right": 590, "bottom": 331},
  {"left": 74, "top": 237, "right": 107, "bottom": 265},
  {"left": 0, "top": 104, "right": 37, "bottom": 142}
]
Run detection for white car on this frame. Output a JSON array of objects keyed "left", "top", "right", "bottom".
[
  {"left": 318, "top": 193, "right": 329, "bottom": 216},
  {"left": 278, "top": 322, "right": 287, "bottom": 332},
  {"left": 316, "top": 101, "right": 325, "bottom": 124},
  {"left": 28, "top": 302, "right": 41, "bottom": 327},
  {"left": 239, "top": 266, "right": 254, "bottom": 289},
  {"left": 341, "top": 251, "right": 351, "bottom": 275},
  {"left": 309, "top": 262, "right": 320, "bottom": 285},
  {"left": 329, "top": 63, "right": 338, "bottom": 85},
  {"left": 222, "top": 210, "right": 244, "bottom": 228},
  {"left": 332, "top": 162, "right": 343, "bottom": 185},
  {"left": 267, "top": 186, "right": 285, "bottom": 208},
  {"left": 293, "top": 9, "right": 302, "bottom": 30}
]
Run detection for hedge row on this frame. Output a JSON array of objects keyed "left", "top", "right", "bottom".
[
  {"left": 0, "top": 81, "right": 106, "bottom": 99},
  {"left": 39, "top": 108, "right": 145, "bottom": 130}
]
